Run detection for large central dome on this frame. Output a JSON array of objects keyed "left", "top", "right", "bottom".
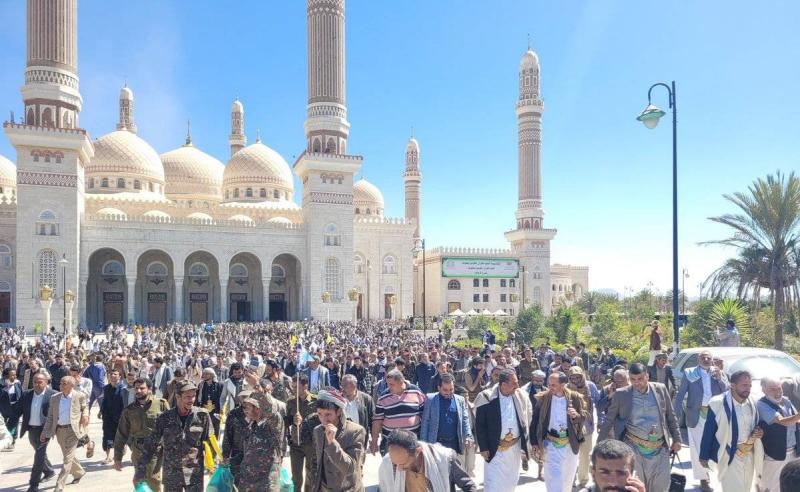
[
  {"left": 161, "top": 143, "right": 224, "bottom": 201},
  {"left": 0, "top": 154, "right": 15, "bottom": 192},
  {"left": 223, "top": 141, "right": 293, "bottom": 202},
  {"left": 87, "top": 130, "right": 165, "bottom": 186}
]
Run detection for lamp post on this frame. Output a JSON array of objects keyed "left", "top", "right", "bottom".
[
  {"left": 412, "top": 239, "right": 426, "bottom": 341},
  {"left": 681, "top": 268, "right": 689, "bottom": 317},
  {"left": 348, "top": 288, "right": 359, "bottom": 322},
  {"left": 637, "top": 80, "right": 679, "bottom": 351},
  {"left": 58, "top": 254, "right": 68, "bottom": 346},
  {"left": 366, "top": 260, "right": 371, "bottom": 326},
  {"left": 39, "top": 285, "right": 53, "bottom": 336},
  {"left": 321, "top": 291, "right": 331, "bottom": 324},
  {"left": 64, "top": 289, "right": 75, "bottom": 340},
  {"left": 388, "top": 293, "right": 397, "bottom": 320}
]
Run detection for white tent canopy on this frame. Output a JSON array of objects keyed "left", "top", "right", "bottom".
[
  {"left": 465, "top": 309, "right": 479, "bottom": 316},
  {"left": 481, "top": 309, "right": 493, "bottom": 315},
  {"left": 493, "top": 309, "right": 509, "bottom": 316},
  {"left": 449, "top": 308, "right": 466, "bottom": 316}
]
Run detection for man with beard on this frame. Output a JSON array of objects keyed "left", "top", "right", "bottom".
[
  {"left": 113, "top": 377, "right": 170, "bottom": 492},
  {"left": 99, "top": 369, "right": 125, "bottom": 464},
  {"left": 568, "top": 366, "right": 601, "bottom": 488},
  {"left": 345, "top": 355, "right": 369, "bottom": 393},
  {"left": 197, "top": 368, "right": 222, "bottom": 435},
  {"left": 597, "top": 369, "right": 630, "bottom": 428},
  {"left": 220, "top": 362, "right": 245, "bottom": 415},
  {"left": 647, "top": 352, "right": 676, "bottom": 396},
  {"left": 13, "top": 371, "right": 56, "bottom": 492},
  {"left": 222, "top": 390, "right": 252, "bottom": 486},
  {"left": 286, "top": 374, "right": 317, "bottom": 492},
  {"left": 757, "top": 376, "right": 800, "bottom": 492},
  {"left": 47, "top": 354, "right": 67, "bottom": 391},
  {"left": 265, "top": 359, "right": 293, "bottom": 402},
  {"left": 674, "top": 350, "right": 728, "bottom": 492},
  {"left": 579, "top": 439, "right": 646, "bottom": 492},
  {"left": 700, "top": 370, "right": 764, "bottom": 492},
  {"left": 239, "top": 390, "right": 283, "bottom": 492}
]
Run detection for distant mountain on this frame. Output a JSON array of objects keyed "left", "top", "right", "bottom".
[{"left": 592, "top": 288, "right": 620, "bottom": 298}]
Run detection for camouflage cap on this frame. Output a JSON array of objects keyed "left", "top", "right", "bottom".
[{"left": 176, "top": 380, "right": 197, "bottom": 394}]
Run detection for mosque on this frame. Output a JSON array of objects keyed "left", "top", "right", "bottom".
[{"left": 0, "top": 0, "right": 587, "bottom": 332}]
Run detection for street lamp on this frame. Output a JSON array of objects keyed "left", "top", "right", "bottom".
[
  {"left": 682, "top": 268, "right": 689, "bottom": 316},
  {"left": 321, "top": 291, "right": 331, "bottom": 323},
  {"left": 58, "top": 254, "right": 68, "bottom": 346},
  {"left": 638, "top": 80, "right": 680, "bottom": 352},
  {"left": 348, "top": 287, "right": 359, "bottom": 322},
  {"left": 412, "top": 239, "right": 426, "bottom": 340}
]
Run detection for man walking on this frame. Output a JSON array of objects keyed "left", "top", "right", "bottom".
[
  {"left": 757, "top": 376, "right": 800, "bottom": 492},
  {"left": 700, "top": 370, "right": 764, "bottom": 492},
  {"left": 371, "top": 369, "right": 426, "bottom": 455},
  {"left": 83, "top": 354, "right": 107, "bottom": 412},
  {"left": 530, "top": 371, "right": 586, "bottom": 492},
  {"left": 42, "top": 376, "right": 88, "bottom": 492},
  {"left": 286, "top": 374, "right": 317, "bottom": 492},
  {"left": 197, "top": 367, "right": 222, "bottom": 435},
  {"left": 340, "top": 373, "right": 374, "bottom": 446},
  {"left": 567, "top": 366, "right": 600, "bottom": 488},
  {"left": 674, "top": 349, "right": 728, "bottom": 492},
  {"left": 239, "top": 390, "right": 284, "bottom": 492},
  {"left": 647, "top": 352, "right": 676, "bottom": 396},
  {"left": 99, "top": 368, "right": 125, "bottom": 464},
  {"left": 598, "top": 363, "right": 681, "bottom": 492},
  {"left": 13, "top": 371, "right": 56, "bottom": 492},
  {"left": 475, "top": 368, "right": 533, "bottom": 492},
  {"left": 113, "top": 377, "right": 170, "bottom": 492},
  {"left": 420, "top": 373, "right": 473, "bottom": 465}
]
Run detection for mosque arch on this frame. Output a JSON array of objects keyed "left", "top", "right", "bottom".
[
  {"left": 183, "top": 251, "right": 221, "bottom": 324},
  {"left": 135, "top": 250, "right": 175, "bottom": 326},
  {"left": 227, "top": 253, "right": 263, "bottom": 321},
  {"left": 86, "top": 248, "right": 128, "bottom": 329},
  {"left": 269, "top": 253, "right": 302, "bottom": 321}
]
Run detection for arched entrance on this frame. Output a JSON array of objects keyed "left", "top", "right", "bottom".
[
  {"left": 135, "top": 250, "right": 175, "bottom": 325},
  {"left": 0, "top": 281, "right": 11, "bottom": 325},
  {"left": 86, "top": 248, "right": 128, "bottom": 329},
  {"left": 228, "top": 253, "right": 262, "bottom": 322},
  {"left": 184, "top": 251, "right": 220, "bottom": 324},
  {"left": 269, "top": 254, "right": 301, "bottom": 321}
]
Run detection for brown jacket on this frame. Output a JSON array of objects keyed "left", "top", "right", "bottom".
[
  {"left": 530, "top": 388, "right": 586, "bottom": 454},
  {"left": 43, "top": 390, "right": 88, "bottom": 439},
  {"left": 311, "top": 419, "right": 366, "bottom": 492}
]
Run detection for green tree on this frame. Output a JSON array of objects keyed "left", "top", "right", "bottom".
[
  {"left": 705, "top": 171, "right": 800, "bottom": 349},
  {"left": 547, "top": 304, "right": 580, "bottom": 345},
  {"left": 515, "top": 305, "right": 548, "bottom": 346}
]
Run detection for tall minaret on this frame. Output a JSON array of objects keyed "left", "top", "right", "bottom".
[
  {"left": 5, "top": 0, "right": 93, "bottom": 332},
  {"left": 505, "top": 44, "right": 556, "bottom": 314},
  {"left": 304, "top": 0, "right": 350, "bottom": 155},
  {"left": 22, "top": 0, "right": 82, "bottom": 128},
  {"left": 228, "top": 98, "right": 246, "bottom": 156},
  {"left": 404, "top": 136, "right": 421, "bottom": 239},
  {"left": 295, "top": 0, "right": 362, "bottom": 321},
  {"left": 116, "top": 84, "right": 136, "bottom": 133}
]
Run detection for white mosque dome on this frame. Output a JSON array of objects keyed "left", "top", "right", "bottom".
[
  {"left": 87, "top": 130, "right": 165, "bottom": 185},
  {"left": 267, "top": 216, "right": 293, "bottom": 225},
  {"left": 161, "top": 143, "right": 224, "bottom": 201},
  {"left": 520, "top": 49, "right": 539, "bottom": 68},
  {"left": 0, "top": 154, "right": 16, "bottom": 191},
  {"left": 223, "top": 141, "right": 293, "bottom": 201},
  {"left": 353, "top": 177, "right": 384, "bottom": 216},
  {"left": 120, "top": 85, "right": 133, "bottom": 100},
  {"left": 232, "top": 99, "right": 244, "bottom": 113}
]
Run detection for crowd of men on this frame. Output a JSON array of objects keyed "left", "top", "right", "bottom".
[{"left": 2, "top": 322, "right": 800, "bottom": 491}]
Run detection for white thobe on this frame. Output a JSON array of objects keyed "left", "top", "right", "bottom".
[
  {"left": 483, "top": 394, "right": 521, "bottom": 492},
  {"left": 688, "top": 369, "right": 713, "bottom": 481},
  {"left": 543, "top": 395, "right": 579, "bottom": 492},
  {"left": 720, "top": 399, "right": 756, "bottom": 492}
]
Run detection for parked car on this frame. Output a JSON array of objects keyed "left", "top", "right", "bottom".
[{"left": 672, "top": 346, "right": 800, "bottom": 400}]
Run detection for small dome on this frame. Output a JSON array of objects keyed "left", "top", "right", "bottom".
[
  {"left": 228, "top": 214, "right": 255, "bottom": 224},
  {"left": 161, "top": 144, "right": 224, "bottom": 201},
  {"left": 406, "top": 137, "right": 419, "bottom": 153},
  {"left": 354, "top": 177, "right": 384, "bottom": 216},
  {"left": 120, "top": 86, "right": 133, "bottom": 100},
  {"left": 267, "top": 216, "right": 293, "bottom": 225},
  {"left": 223, "top": 141, "right": 293, "bottom": 201},
  {"left": 0, "top": 154, "right": 16, "bottom": 191},
  {"left": 87, "top": 130, "right": 165, "bottom": 185},
  {"left": 520, "top": 49, "right": 539, "bottom": 69},
  {"left": 187, "top": 212, "right": 213, "bottom": 221},
  {"left": 96, "top": 207, "right": 127, "bottom": 218},
  {"left": 232, "top": 99, "right": 244, "bottom": 113}
]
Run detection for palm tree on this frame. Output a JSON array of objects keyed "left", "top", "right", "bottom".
[{"left": 705, "top": 171, "right": 800, "bottom": 349}]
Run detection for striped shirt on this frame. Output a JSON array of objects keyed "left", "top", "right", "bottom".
[{"left": 374, "top": 383, "right": 426, "bottom": 436}]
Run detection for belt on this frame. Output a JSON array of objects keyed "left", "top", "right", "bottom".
[
  {"left": 736, "top": 442, "right": 754, "bottom": 458},
  {"left": 700, "top": 405, "right": 709, "bottom": 419},
  {"left": 626, "top": 432, "right": 665, "bottom": 451},
  {"left": 497, "top": 436, "right": 520, "bottom": 452},
  {"left": 545, "top": 434, "right": 569, "bottom": 448},
  {"left": 57, "top": 424, "right": 71, "bottom": 429}
]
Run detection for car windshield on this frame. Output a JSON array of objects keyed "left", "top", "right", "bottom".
[{"left": 727, "top": 356, "right": 800, "bottom": 380}]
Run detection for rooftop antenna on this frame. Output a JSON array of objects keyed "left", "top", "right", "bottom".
[
  {"left": 527, "top": 33, "right": 531, "bottom": 50},
  {"left": 256, "top": 128, "right": 261, "bottom": 143},
  {"left": 185, "top": 120, "right": 192, "bottom": 145}
]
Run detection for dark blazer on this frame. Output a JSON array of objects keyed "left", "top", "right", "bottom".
[
  {"left": 311, "top": 419, "right": 366, "bottom": 492},
  {"left": 0, "top": 380, "right": 23, "bottom": 418},
  {"left": 475, "top": 387, "right": 532, "bottom": 462},
  {"left": 597, "top": 382, "right": 681, "bottom": 449},
  {"left": 13, "top": 387, "right": 57, "bottom": 438},
  {"left": 673, "top": 367, "right": 728, "bottom": 428},
  {"left": 345, "top": 391, "right": 374, "bottom": 445},
  {"left": 647, "top": 365, "right": 676, "bottom": 394}
]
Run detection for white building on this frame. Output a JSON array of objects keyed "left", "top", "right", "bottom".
[{"left": 0, "top": 0, "right": 415, "bottom": 331}]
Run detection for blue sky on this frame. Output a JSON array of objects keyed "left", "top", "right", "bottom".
[{"left": 1, "top": 1, "right": 798, "bottom": 297}]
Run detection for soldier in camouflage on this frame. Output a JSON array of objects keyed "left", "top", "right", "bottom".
[
  {"left": 286, "top": 374, "right": 317, "bottom": 492},
  {"left": 134, "top": 380, "right": 214, "bottom": 492},
  {"left": 221, "top": 390, "right": 251, "bottom": 485},
  {"left": 265, "top": 359, "right": 293, "bottom": 402},
  {"left": 239, "top": 389, "right": 284, "bottom": 492},
  {"left": 112, "top": 377, "right": 170, "bottom": 492}
]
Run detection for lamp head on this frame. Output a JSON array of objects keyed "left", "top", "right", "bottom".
[{"left": 637, "top": 104, "right": 666, "bottom": 129}]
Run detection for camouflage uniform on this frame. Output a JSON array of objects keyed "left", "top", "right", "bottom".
[
  {"left": 136, "top": 406, "right": 214, "bottom": 492},
  {"left": 286, "top": 395, "right": 317, "bottom": 492},
  {"left": 221, "top": 405, "right": 247, "bottom": 483},
  {"left": 269, "top": 374, "right": 293, "bottom": 402},
  {"left": 113, "top": 395, "right": 170, "bottom": 492},
  {"left": 239, "top": 392, "right": 284, "bottom": 492}
]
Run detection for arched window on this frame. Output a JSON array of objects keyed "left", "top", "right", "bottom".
[
  {"left": 101, "top": 178, "right": 109, "bottom": 188},
  {"left": 134, "top": 180, "right": 141, "bottom": 190},
  {"left": 260, "top": 188, "right": 267, "bottom": 198},
  {"left": 246, "top": 188, "right": 253, "bottom": 198},
  {"left": 312, "top": 138, "right": 322, "bottom": 153},
  {"left": 324, "top": 257, "right": 341, "bottom": 299},
  {"left": 533, "top": 286, "right": 542, "bottom": 305},
  {"left": 146, "top": 261, "right": 168, "bottom": 277},
  {"left": 448, "top": 280, "right": 461, "bottom": 290},
  {"left": 0, "top": 244, "right": 11, "bottom": 268},
  {"left": 234, "top": 188, "right": 240, "bottom": 198},
  {"left": 41, "top": 108, "right": 53, "bottom": 127},
  {"left": 37, "top": 210, "right": 58, "bottom": 236},
  {"left": 273, "top": 189, "right": 280, "bottom": 199},
  {"left": 38, "top": 249, "right": 57, "bottom": 292},
  {"left": 189, "top": 262, "right": 209, "bottom": 278},
  {"left": 366, "top": 208, "right": 371, "bottom": 215},
  {"left": 26, "top": 108, "right": 35, "bottom": 125},
  {"left": 382, "top": 255, "right": 396, "bottom": 274},
  {"left": 88, "top": 178, "right": 94, "bottom": 189},
  {"left": 355, "top": 208, "right": 360, "bottom": 215},
  {"left": 117, "top": 178, "right": 126, "bottom": 189},
  {"left": 102, "top": 260, "right": 124, "bottom": 276},
  {"left": 325, "top": 138, "right": 336, "bottom": 154},
  {"left": 324, "top": 224, "right": 340, "bottom": 246},
  {"left": 271, "top": 264, "right": 286, "bottom": 279},
  {"left": 353, "top": 254, "right": 364, "bottom": 274},
  {"left": 225, "top": 190, "right": 230, "bottom": 199},
  {"left": 230, "top": 263, "right": 248, "bottom": 278}
]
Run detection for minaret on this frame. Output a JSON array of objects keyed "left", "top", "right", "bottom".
[
  {"left": 228, "top": 98, "right": 246, "bottom": 156},
  {"left": 22, "top": 0, "right": 82, "bottom": 128},
  {"left": 304, "top": 0, "right": 350, "bottom": 155},
  {"left": 116, "top": 84, "right": 136, "bottom": 133},
  {"left": 5, "top": 0, "right": 94, "bottom": 333},
  {"left": 295, "top": 0, "right": 362, "bottom": 321},
  {"left": 404, "top": 136, "right": 421, "bottom": 239},
  {"left": 505, "top": 44, "right": 556, "bottom": 315}
]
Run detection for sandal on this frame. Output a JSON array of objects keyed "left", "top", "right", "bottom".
[{"left": 86, "top": 440, "right": 95, "bottom": 458}]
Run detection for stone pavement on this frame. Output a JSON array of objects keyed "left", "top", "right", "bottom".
[{"left": 0, "top": 406, "right": 723, "bottom": 491}]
